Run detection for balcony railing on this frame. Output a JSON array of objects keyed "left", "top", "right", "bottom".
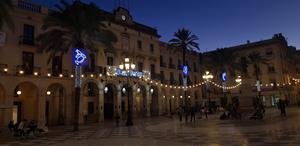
[
  {"left": 17, "top": 0, "right": 41, "bottom": 13},
  {"left": 168, "top": 64, "right": 175, "bottom": 69},
  {"left": 151, "top": 73, "right": 160, "bottom": 80},
  {"left": 83, "top": 66, "right": 106, "bottom": 75},
  {"left": 19, "top": 36, "right": 35, "bottom": 46},
  {"left": 160, "top": 62, "right": 166, "bottom": 68},
  {"left": 16, "top": 65, "right": 41, "bottom": 75}
]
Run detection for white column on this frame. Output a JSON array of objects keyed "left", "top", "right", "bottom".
[
  {"left": 117, "top": 84, "right": 122, "bottom": 120},
  {"left": 146, "top": 85, "right": 151, "bottom": 117},
  {"left": 98, "top": 83, "right": 104, "bottom": 122}
]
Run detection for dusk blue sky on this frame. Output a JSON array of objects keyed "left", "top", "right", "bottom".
[{"left": 32, "top": 0, "right": 300, "bottom": 52}]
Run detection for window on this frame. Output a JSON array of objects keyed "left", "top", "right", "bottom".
[
  {"left": 150, "top": 44, "right": 154, "bottom": 52},
  {"left": 137, "top": 40, "right": 142, "bottom": 49},
  {"left": 23, "top": 24, "right": 34, "bottom": 45},
  {"left": 266, "top": 49, "right": 273, "bottom": 55},
  {"left": 107, "top": 57, "right": 114, "bottom": 66},
  {"left": 160, "top": 71, "right": 165, "bottom": 81},
  {"left": 178, "top": 60, "right": 181, "bottom": 70},
  {"left": 89, "top": 53, "right": 95, "bottom": 72},
  {"left": 150, "top": 64, "right": 155, "bottom": 75},
  {"left": 268, "top": 66, "right": 275, "bottom": 73},
  {"left": 169, "top": 58, "right": 173, "bottom": 69},
  {"left": 122, "top": 35, "right": 129, "bottom": 50},
  {"left": 138, "top": 62, "right": 143, "bottom": 72},
  {"left": 170, "top": 72, "right": 175, "bottom": 84},
  {"left": 22, "top": 52, "right": 34, "bottom": 74},
  {"left": 52, "top": 56, "right": 62, "bottom": 77},
  {"left": 179, "top": 73, "right": 183, "bottom": 85}
]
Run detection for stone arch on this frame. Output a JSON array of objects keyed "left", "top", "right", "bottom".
[
  {"left": 0, "top": 83, "right": 6, "bottom": 126},
  {"left": 160, "top": 88, "right": 168, "bottom": 114},
  {"left": 150, "top": 85, "right": 159, "bottom": 116},
  {"left": 104, "top": 83, "right": 117, "bottom": 119},
  {"left": 46, "top": 83, "right": 66, "bottom": 125},
  {"left": 82, "top": 81, "right": 99, "bottom": 123},
  {"left": 121, "top": 83, "right": 133, "bottom": 118},
  {"left": 13, "top": 82, "right": 39, "bottom": 123},
  {"left": 134, "top": 84, "right": 147, "bottom": 118}
]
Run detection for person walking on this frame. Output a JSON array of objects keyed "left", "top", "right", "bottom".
[
  {"left": 279, "top": 99, "right": 286, "bottom": 118},
  {"left": 178, "top": 107, "right": 183, "bottom": 122},
  {"left": 204, "top": 105, "right": 208, "bottom": 119},
  {"left": 190, "top": 106, "right": 196, "bottom": 122}
]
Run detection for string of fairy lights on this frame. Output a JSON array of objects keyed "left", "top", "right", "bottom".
[
  {"left": 141, "top": 78, "right": 242, "bottom": 90},
  {"left": 3, "top": 65, "right": 300, "bottom": 90}
]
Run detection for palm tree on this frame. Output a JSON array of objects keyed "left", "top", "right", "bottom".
[
  {"left": 0, "top": 0, "right": 14, "bottom": 30},
  {"left": 248, "top": 51, "right": 268, "bottom": 109},
  {"left": 169, "top": 28, "right": 199, "bottom": 121},
  {"left": 209, "top": 48, "right": 236, "bottom": 107},
  {"left": 37, "top": 0, "right": 117, "bottom": 131}
]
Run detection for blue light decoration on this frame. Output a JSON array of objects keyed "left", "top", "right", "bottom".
[
  {"left": 221, "top": 72, "right": 227, "bottom": 82},
  {"left": 72, "top": 48, "right": 88, "bottom": 66},
  {"left": 182, "top": 65, "right": 189, "bottom": 76}
]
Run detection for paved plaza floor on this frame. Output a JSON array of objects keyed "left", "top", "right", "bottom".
[{"left": 1, "top": 107, "right": 300, "bottom": 146}]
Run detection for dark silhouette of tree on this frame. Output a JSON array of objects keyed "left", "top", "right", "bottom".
[{"left": 37, "top": 0, "right": 117, "bottom": 131}]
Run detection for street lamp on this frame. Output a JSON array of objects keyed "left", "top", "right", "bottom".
[
  {"left": 202, "top": 71, "right": 214, "bottom": 112},
  {"left": 235, "top": 76, "right": 242, "bottom": 83},
  {"left": 119, "top": 57, "right": 135, "bottom": 126}
]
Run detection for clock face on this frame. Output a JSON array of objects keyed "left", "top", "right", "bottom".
[{"left": 121, "top": 15, "right": 126, "bottom": 21}]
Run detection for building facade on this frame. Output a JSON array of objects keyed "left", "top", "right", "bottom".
[{"left": 0, "top": 0, "right": 300, "bottom": 127}]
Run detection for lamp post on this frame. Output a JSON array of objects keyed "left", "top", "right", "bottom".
[
  {"left": 202, "top": 71, "right": 214, "bottom": 112},
  {"left": 119, "top": 58, "right": 135, "bottom": 126}
]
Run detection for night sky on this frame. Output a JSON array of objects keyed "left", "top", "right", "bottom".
[{"left": 32, "top": 0, "right": 300, "bottom": 52}]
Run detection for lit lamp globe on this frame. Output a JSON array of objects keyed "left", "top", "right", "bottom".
[
  {"left": 17, "top": 91, "right": 22, "bottom": 95},
  {"left": 104, "top": 87, "right": 108, "bottom": 93},
  {"left": 122, "top": 87, "right": 126, "bottom": 93},
  {"left": 47, "top": 91, "right": 51, "bottom": 95}
]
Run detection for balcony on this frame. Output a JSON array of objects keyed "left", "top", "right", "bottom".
[
  {"left": 170, "top": 79, "right": 178, "bottom": 85},
  {"left": 19, "top": 36, "right": 35, "bottom": 46},
  {"left": 17, "top": 0, "right": 41, "bottom": 13},
  {"left": 160, "top": 62, "right": 166, "bottom": 68},
  {"left": 16, "top": 65, "right": 41, "bottom": 76},
  {"left": 168, "top": 64, "right": 176, "bottom": 69},
  {"left": 151, "top": 73, "right": 161, "bottom": 80},
  {"left": 83, "top": 66, "right": 106, "bottom": 75}
]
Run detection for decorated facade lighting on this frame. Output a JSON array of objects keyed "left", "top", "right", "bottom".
[
  {"left": 47, "top": 73, "right": 51, "bottom": 77},
  {"left": 99, "top": 74, "right": 102, "bottom": 77},
  {"left": 19, "top": 70, "right": 24, "bottom": 74},
  {"left": 46, "top": 91, "right": 51, "bottom": 95},
  {"left": 163, "top": 96, "right": 166, "bottom": 98},
  {"left": 34, "top": 72, "right": 38, "bottom": 76},
  {"left": 90, "top": 74, "right": 94, "bottom": 78},
  {"left": 3, "top": 68, "right": 8, "bottom": 72},
  {"left": 59, "top": 74, "right": 63, "bottom": 78},
  {"left": 172, "top": 95, "right": 175, "bottom": 99},
  {"left": 81, "top": 74, "right": 84, "bottom": 78},
  {"left": 70, "top": 74, "right": 74, "bottom": 78}
]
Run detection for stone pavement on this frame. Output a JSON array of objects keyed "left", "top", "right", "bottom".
[{"left": 1, "top": 107, "right": 300, "bottom": 146}]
